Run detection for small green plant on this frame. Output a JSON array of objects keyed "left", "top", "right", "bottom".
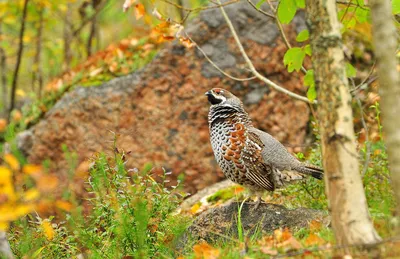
[{"left": 10, "top": 147, "right": 190, "bottom": 258}]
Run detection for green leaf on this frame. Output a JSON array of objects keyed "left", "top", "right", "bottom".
[
  {"left": 305, "top": 70, "right": 316, "bottom": 101},
  {"left": 295, "top": 0, "right": 305, "bottom": 8},
  {"left": 278, "top": 0, "right": 297, "bottom": 24},
  {"left": 393, "top": 0, "right": 400, "bottom": 14},
  {"left": 346, "top": 63, "right": 356, "bottom": 78},
  {"left": 304, "top": 44, "right": 312, "bottom": 56},
  {"left": 283, "top": 47, "right": 306, "bottom": 72},
  {"left": 296, "top": 29, "right": 309, "bottom": 42},
  {"left": 255, "top": 0, "right": 265, "bottom": 9},
  {"left": 304, "top": 69, "right": 314, "bottom": 87},
  {"left": 355, "top": 8, "right": 369, "bottom": 23},
  {"left": 307, "top": 84, "right": 317, "bottom": 101}
]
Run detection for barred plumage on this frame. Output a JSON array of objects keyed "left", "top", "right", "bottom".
[{"left": 206, "top": 88, "right": 323, "bottom": 204}]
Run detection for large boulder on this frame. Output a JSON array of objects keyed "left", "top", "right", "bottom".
[
  {"left": 27, "top": 2, "right": 310, "bottom": 193},
  {"left": 182, "top": 201, "right": 326, "bottom": 243}
]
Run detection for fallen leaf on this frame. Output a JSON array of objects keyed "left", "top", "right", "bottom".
[
  {"left": 0, "top": 119, "right": 7, "bottom": 132},
  {"left": 309, "top": 220, "right": 322, "bottom": 232},
  {"left": 55, "top": 200, "right": 73, "bottom": 212},
  {"left": 179, "top": 37, "right": 196, "bottom": 48},
  {"left": 190, "top": 203, "right": 201, "bottom": 214},
  {"left": 193, "top": 242, "right": 220, "bottom": 259},
  {"left": 305, "top": 233, "right": 325, "bottom": 246},
  {"left": 23, "top": 164, "right": 42, "bottom": 175},
  {"left": 135, "top": 4, "right": 145, "bottom": 20},
  {"left": 4, "top": 154, "right": 20, "bottom": 171},
  {"left": 260, "top": 246, "right": 278, "bottom": 255}
]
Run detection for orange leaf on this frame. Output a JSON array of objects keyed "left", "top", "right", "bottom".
[
  {"left": 0, "top": 119, "right": 7, "bottom": 132},
  {"left": 179, "top": 37, "right": 196, "bottom": 48},
  {"left": 37, "top": 175, "right": 58, "bottom": 192},
  {"left": 305, "top": 233, "right": 325, "bottom": 246},
  {"left": 23, "top": 164, "right": 42, "bottom": 175},
  {"left": 55, "top": 200, "right": 73, "bottom": 212},
  {"left": 260, "top": 247, "right": 278, "bottom": 255},
  {"left": 193, "top": 242, "right": 220, "bottom": 259},
  {"left": 135, "top": 4, "right": 145, "bottom": 20},
  {"left": 309, "top": 220, "right": 322, "bottom": 232}
]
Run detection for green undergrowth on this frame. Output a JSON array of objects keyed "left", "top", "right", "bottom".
[
  {"left": 6, "top": 133, "right": 397, "bottom": 258},
  {"left": 9, "top": 149, "right": 191, "bottom": 258}
]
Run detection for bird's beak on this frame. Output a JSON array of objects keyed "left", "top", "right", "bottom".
[{"left": 205, "top": 91, "right": 211, "bottom": 96}]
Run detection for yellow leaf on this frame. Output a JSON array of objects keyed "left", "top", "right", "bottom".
[
  {"left": 190, "top": 203, "right": 201, "bottom": 215},
  {"left": 24, "top": 189, "right": 40, "bottom": 202},
  {"left": 4, "top": 154, "right": 20, "bottom": 171},
  {"left": 135, "top": 3, "right": 145, "bottom": 20},
  {"left": 55, "top": 200, "right": 73, "bottom": 212},
  {"left": 41, "top": 220, "right": 55, "bottom": 241},
  {"left": 23, "top": 164, "right": 42, "bottom": 175},
  {"left": 0, "top": 166, "right": 16, "bottom": 202},
  {"left": 0, "top": 204, "right": 34, "bottom": 222},
  {"left": 16, "top": 89, "right": 26, "bottom": 97},
  {"left": 0, "top": 221, "right": 8, "bottom": 231}
]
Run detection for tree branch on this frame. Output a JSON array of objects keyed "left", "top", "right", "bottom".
[
  {"left": 8, "top": 0, "right": 29, "bottom": 119},
  {"left": 216, "top": 0, "right": 313, "bottom": 104}
]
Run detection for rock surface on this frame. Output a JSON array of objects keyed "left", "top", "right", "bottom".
[
  {"left": 183, "top": 201, "right": 326, "bottom": 243},
  {"left": 26, "top": 2, "right": 310, "bottom": 193}
]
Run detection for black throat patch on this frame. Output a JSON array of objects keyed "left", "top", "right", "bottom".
[{"left": 207, "top": 94, "right": 223, "bottom": 105}]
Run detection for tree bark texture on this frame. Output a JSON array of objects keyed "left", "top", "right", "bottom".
[
  {"left": 305, "top": 0, "right": 381, "bottom": 246},
  {"left": 370, "top": 0, "right": 400, "bottom": 224}
]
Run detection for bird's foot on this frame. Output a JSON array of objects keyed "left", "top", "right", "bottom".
[{"left": 248, "top": 196, "right": 262, "bottom": 211}]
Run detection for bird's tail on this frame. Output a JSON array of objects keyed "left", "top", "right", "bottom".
[{"left": 296, "top": 165, "right": 324, "bottom": 180}]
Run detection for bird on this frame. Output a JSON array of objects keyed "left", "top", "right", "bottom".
[{"left": 205, "top": 88, "right": 323, "bottom": 208}]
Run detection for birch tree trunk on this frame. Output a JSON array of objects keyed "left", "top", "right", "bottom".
[
  {"left": 305, "top": 0, "right": 381, "bottom": 246},
  {"left": 370, "top": 0, "right": 400, "bottom": 225}
]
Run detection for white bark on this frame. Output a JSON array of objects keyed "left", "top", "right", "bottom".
[{"left": 305, "top": 0, "right": 381, "bottom": 247}]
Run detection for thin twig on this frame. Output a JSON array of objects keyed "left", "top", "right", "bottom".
[
  {"left": 188, "top": 36, "right": 257, "bottom": 82},
  {"left": 216, "top": 0, "right": 313, "bottom": 104},
  {"left": 72, "top": 0, "right": 108, "bottom": 37},
  {"left": 246, "top": 0, "right": 275, "bottom": 18},
  {"left": 265, "top": 0, "right": 308, "bottom": 74},
  {"left": 160, "top": 0, "right": 239, "bottom": 12},
  {"left": 350, "top": 61, "right": 376, "bottom": 93},
  {"left": 8, "top": 0, "right": 29, "bottom": 119}
]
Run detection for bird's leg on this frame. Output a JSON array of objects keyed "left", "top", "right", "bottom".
[
  {"left": 253, "top": 195, "right": 262, "bottom": 210},
  {"left": 248, "top": 189, "right": 264, "bottom": 211}
]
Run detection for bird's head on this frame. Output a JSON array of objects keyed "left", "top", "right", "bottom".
[{"left": 205, "top": 88, "right": 241, "bottom": 107}]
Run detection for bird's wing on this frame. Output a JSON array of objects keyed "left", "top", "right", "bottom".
[
  {"left": 248, "top": 127, "right": 301, "bottom": 170},
  {"left": 241, "top": 130, "right": 275, "bottom": 191}
]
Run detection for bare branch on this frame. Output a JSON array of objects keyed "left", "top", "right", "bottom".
[
  {"left": 160, "top": 0, "right": 239, "bottom": 12},
  {"left": 246, "top": 0, "right": 275, "bottom": 18},
  {"left": 188, "top": 36, "right": 256, "bottom": 82},
  {"left": 216, "top": 0, "right": 313, "bottom": 104},
  {"left": 8, "top": 0, "right": 29, "bottom": 119}
]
